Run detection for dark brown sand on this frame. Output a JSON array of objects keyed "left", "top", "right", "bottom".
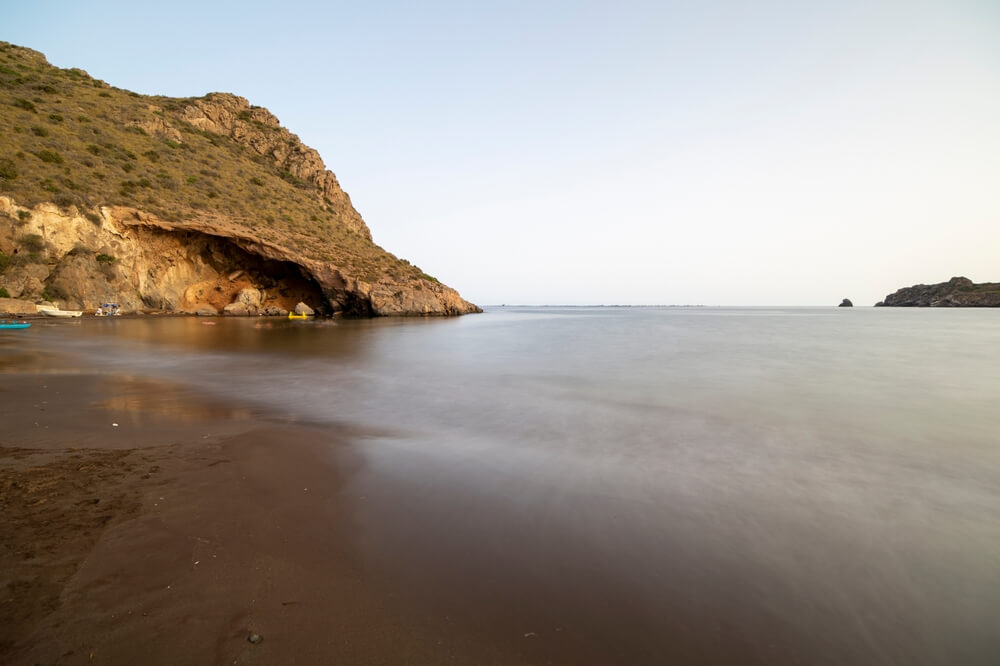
[{"left": 0, "top": 372, "right": 527, "bottom": 665}]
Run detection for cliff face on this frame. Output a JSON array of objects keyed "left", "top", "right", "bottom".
[
  {"left": 0, "top": 42, "right": 479, "bottom": 316},
  {"left": 179, "top": 93, "right": 371, "bottom": 242},
  {"left": 875, "top": 277, "right": 1000, "bottom": 307},
  {"left": 0, "top": 197, "right": 476, "bottom": 316}
]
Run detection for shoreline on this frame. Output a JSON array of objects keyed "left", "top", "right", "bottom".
[
  {"left": 0, "top": 369, "right": 505, "bottom": 665},
  {"left": 0, "top": 371, "right": 352, "bottom": 663}
]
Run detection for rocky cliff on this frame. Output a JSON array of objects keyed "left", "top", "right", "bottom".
[
  {"left": 0, "top": 42, "right": 479, "bottom": 316},
  {"left": 875, "top": 277, "right": 1000, "bottom": 307}
]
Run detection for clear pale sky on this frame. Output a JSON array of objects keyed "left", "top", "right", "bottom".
[{"left": 5, "top": 1, "right": 999, "bottom": 305}]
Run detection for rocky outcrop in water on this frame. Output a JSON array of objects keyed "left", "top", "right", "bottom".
[
  {"left": 875, "top": 277, "right": 1000, "bottom": 307},
  {"left": 839, "top": 299, "right": 853, "bottom": 307}
]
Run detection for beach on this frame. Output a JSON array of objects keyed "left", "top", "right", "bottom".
[
  {"left": 0, "top": 370, "right": 519, "bottom": 665},
  {"left": 2, "top": 310, "right": 999, "bottom": 665}
]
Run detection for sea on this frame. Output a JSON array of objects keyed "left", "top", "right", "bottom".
[{"left": 8, "top": 306, "right": 1000, "bottom": 664}]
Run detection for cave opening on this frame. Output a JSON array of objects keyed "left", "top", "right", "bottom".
[{"left": 178, "top": 232, "right": 331, "bottom": 315}]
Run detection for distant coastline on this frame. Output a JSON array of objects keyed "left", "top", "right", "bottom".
[{"left": 875, "top": 277, "right": 1000, "bottom": 307}]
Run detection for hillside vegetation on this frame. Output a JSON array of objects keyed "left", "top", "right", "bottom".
[{"left": 0, "top": 41, "right": 437, "bottom": 286}]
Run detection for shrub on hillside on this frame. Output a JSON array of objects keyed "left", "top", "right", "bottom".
[
  {"left": 0, "top": 158, "right": 16, "bottom": 181},
  {"left": 54, "top": 192, "right": 76, "bottom": 209},
  {"left": 19, "top": 233, "right": 45, "bottom": 252},
  {"left": 42, "top": 284, "right": 67, "bottom": 302},
  {"left": 35, "top": 149, "right": 63, "bottom": 164}
]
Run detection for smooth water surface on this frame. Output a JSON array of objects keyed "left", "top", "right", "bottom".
[{"left": 10, "top": 307, "right": 1000, "bottom": 664}]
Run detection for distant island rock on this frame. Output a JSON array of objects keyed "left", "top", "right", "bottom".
[
  {"left": 839, "top": 299, "right": 853, "bottom": 307},
  {"left": 874, "top": 277, "right": 1000, "bottom": 307}
]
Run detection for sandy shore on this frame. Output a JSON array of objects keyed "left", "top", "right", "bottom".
[{"left": 0, "top": 370, "right": 521, "bottom": 665}]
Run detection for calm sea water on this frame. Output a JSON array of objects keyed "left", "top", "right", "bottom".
[{"left": 11, "top": 307, "right": 1000, "bottom": 664}]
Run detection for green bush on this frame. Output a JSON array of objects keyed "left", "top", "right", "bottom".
[
  {"left": 19, "top": 233, "right": 45, "bottom": 252},
  {"left": 48, "top": 113, "right": 64, "bottom": 122},
  {"left": 13, "top": 98, "right": 36, "bottom": 112},
  {"left": 42, "top": 284, "right": 67, "bottom": 302},
  {"left": 0, "top": 286, "right": 10, "bottom": 298},
  {"left": 279, "top": 170, "right": 304, "bottom": 187},
  {"left": 35, "top": 149, "right": 63, "bottom": 164},
  {"left": 17, "top": 210, "right": 31, "bottom": 222},
  {"left": 30, "top": 125, "right": 49, "bottom": 137},
  {"left": 54, "top": 193, "right": 76, "bottom": 208},
  {"left": 0, "top": 158, "right": 16, "bottom": 181},
  {"left": 84, "top": 211, "right": 101, "bottom": 224},
  {"left": 96, "top": 253, "right": 115, "bottom": 264}
]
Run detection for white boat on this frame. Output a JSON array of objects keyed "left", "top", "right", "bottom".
[{"left": 37, "top": 305, "right": 83, "bottom": 318}]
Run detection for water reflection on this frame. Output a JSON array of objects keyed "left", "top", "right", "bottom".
[
  {"left": 96, "top": 375, "right": 255, "bottom": 424},
  {"left": 64, "top": 315, "right": 383, "bottom": 359}
]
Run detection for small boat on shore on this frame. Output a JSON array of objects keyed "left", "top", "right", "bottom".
[
  {"left": 0, "top": 320, "right": 31, "bottom": 329},
  {"left": 38, "top": 305, "right": 83, "bottom": 318}
]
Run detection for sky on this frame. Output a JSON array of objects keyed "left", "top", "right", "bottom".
[{"left": 4, "top": 0, "right": 999, "bottom": 305}]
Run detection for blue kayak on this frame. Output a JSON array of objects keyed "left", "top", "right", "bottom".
[{"left": 0, "top": 320, "right": 31, "bottom": 329}]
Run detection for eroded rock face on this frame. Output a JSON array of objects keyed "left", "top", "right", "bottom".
[
  {"left": 875, "top": 277, "right": 1000, "bottom": 307},
  {"left": 0, "top": 197, "right": 480, "bottom": 316},
  {"left": 180, "top": 94, "right": 370, "bottom": 240}
]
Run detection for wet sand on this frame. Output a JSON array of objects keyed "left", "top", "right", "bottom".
[{"left": 0, "top": 372, "right": 522, "bottom": 665}]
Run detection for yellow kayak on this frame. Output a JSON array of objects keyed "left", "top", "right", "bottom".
[{"left": 288, "top": 312, "right": 309, "bottom": 319}]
